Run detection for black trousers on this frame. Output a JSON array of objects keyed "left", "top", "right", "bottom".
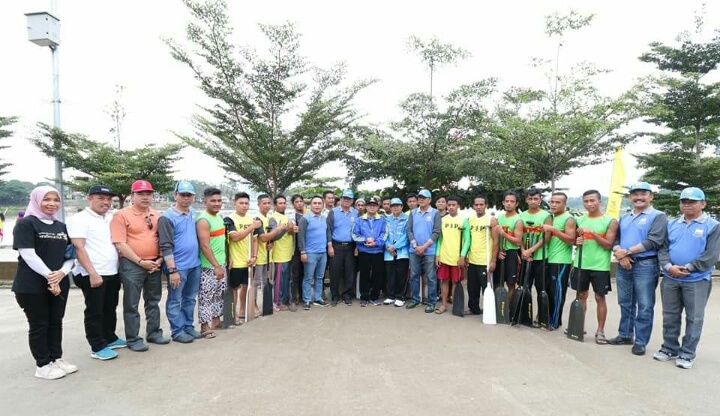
[
  {"left": 291, "top": 251, "right": 304, "bottom": 303},
  {"left": 330, "top": 242, "right": 355, "bottom": 301},
  {"left": 73, "top": 274, "right": 121, "bottom": 352},
  {"left": 467, "top": 264, "right": 488, "bottom": 313},
  {"left": 385, "top": 258, "right": 409, "bottom": 300},
  {"left": 358, "top": 252, "right": 385, "bottom": 301},
  {"left": 15, "top": 287, "right": 70, "bottom": 367}
]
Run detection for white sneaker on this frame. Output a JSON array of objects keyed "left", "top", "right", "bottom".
[
  {"left": 676, "top": 357, "right": 694, "bottom": 369},
  {"left": 52, "top": 359, "right": 78, "bottom": 374},
  {"left": 35, "top": 363, "right": 66, "bottom": 380},
  {"left": 394, "top": 299, "right": 405, "bottom": 307},
  {"left": 383, "top": 298, "right": 394, "bottom": 305}
]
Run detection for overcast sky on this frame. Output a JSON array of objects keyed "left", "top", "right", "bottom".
[{"left": 1, "top": 0, "right": 716, "bottom": 196}]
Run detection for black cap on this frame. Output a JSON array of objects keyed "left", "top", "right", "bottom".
[
  {"left": 367, "top": 196, "right": 380, "bottom": 205},
  {"left": 88, "top": 185, "right": 117, "bottom": 196}
]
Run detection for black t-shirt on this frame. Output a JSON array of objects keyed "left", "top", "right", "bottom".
[{"left": 12, "top": 216, "right": 71, "bottom": 294}]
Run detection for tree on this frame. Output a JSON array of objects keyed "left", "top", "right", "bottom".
[
  {"left": 407, "top": 35, "right": 470, "bottom": 98},
  {"left": 104, "top": 84, "right": 127, "bottom": 150},
  {"left": 489, "top": 11, "right": 639, "bottom": 192},
  {"left": 165, "top": 0, "right": 375, "bottom": 199},
  {"left": 0, "top": 116, "right": 17, "bottom": 181},
  {"left": 635, "top": 11, "right": 720, "bottom": 215},
  {"left": 30, "top": 123, "right": 182, "bottom": 208},
  {"left": 0, "top": 179, "right": 35, "bottom": 205}
]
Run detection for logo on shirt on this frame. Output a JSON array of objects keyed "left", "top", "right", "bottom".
[
  {"left": 425, "top": 217, "right": 432, "bottom": 222},
  {"left": 693, "top": 228, "right": 704, "bottom": 237},
  {"left": 638, "top": 218, "right": 647, "bottom": 225},
  {"left": 444, "top": 223, "right": 460, "bottom": 229}
]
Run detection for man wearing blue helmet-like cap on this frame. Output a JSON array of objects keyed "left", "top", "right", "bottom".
[{"left": 327, "top": 189, "right": 358, "bottom": 306}]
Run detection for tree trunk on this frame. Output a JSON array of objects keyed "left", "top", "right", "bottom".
[
  {"left": 117, "top": 194, "right": 126, "bottom": 209},
  {"left": 550, "top": 175, "right": 556, "bottom": 194},
  {"left": 695, "top": 124, "right": 701, "bottom": 166}
]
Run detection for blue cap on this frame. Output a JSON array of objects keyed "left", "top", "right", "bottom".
[
  {"left": 174, "top": 180, "right": 195, "bottom": 195},
  {"left": 629, "top": 182, "right": 652, "bottom": 193},
  {"left": 418, "top": 189, "right": 431, "bottom": 199},
  {"left": 390, "top": 197, "right": 403, "bottom": 206},
  {"left": 341, "top": 189, "right": 354, "bottom": 199},
  {"left": 680, "top": 187, "right": 705, "bottom": 201}
]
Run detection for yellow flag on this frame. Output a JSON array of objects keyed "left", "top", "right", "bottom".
[{"left": 606, "top": 147, "right": 626, "bottom": 219}]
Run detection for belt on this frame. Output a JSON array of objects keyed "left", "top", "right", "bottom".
[
  {"left": 332, "top": 241, "right": 354, "bottom": 246},
  {"left": 632, "top": 255, "right": 657, "bottom": 261}
]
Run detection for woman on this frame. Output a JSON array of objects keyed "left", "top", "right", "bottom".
[{"left": 13, "top": 186, "right": 77, "bottom": 380}]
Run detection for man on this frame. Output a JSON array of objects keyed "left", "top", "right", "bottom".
[
  {"left": 68, "top": 185, "right": 123, "bottom": 360},
  {"left": 327, "top": 189, "right": 358, "bottom": 306},
  {"left": 461, "top": 195, "right": 498, "bottom": 315},
  {"left": 225, "top": 192, "right": 262, "bottom": 323},
  {"left": 355, "top": 198, "right": 366, "bottom": 216},
  {"left": 322, "top": 190, "right": 335, "bottom": 217},
  {"left": 405, "top": 193, "right": 418, "bottom": 214},
  {"left": 268, "top": 195, "right": 296, "bottom": 311},
  {"left": 111, "top": 180, "right": 168, "bottom": 352},
  {"left": 541, "top": 192, "right": 576, "bottom": 329},
  {"left": 435, "top": 195, "right": 448, "bottom": 217},
  {"left": 519, "top": 188, "right": 552, "bottom": 324},
  {"left": 406, "top": 189, "right": 442, "bottom": 313},
  {"left": 384, "top": 198, "right": 409, "bottom": 307},
  {"left": 434, "top": 195, "right": 465, "bottom": 314},
  {"left": 494, "top": 191, "right": 524, "bottom": 305},
  {"left": 381, "top": 197, "right": 392, "bottom": 217},
  {"left": 195, "top": 187, "right": 228, "bottom": 338},
  {"left": 256, "top": 194, "right": 287, "bottom": 313},
  {"left": 352, "top": 197, "right": 388, "bottom": 306},
  {"left": 572, "top": 190, "right": 618, "bottom": 345},
  {"left": 290, "top": 194, "right": 305, "bottom": 305},
  {"left": 298, "top": 195, "right": 330, "bottom": 310},
  {"left": 610, "top": 182, "right": 668, "bottom": 355},
  {"left": 655, "top": 187, "right": 720, "bottom": 369},
  {"left": 158, "top": 181, "right": 202, "bottom": 344}
]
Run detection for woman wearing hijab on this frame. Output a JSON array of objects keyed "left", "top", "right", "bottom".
[{"left": 12, "top": 186, "right": 77, "bottom": 380}]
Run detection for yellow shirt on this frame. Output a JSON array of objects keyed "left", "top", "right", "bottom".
[
  {"left": 256, "top": 213, "right": 270, "bottom": 266},
  {"left": 437, "top": 214, "right": 465, "bottom": 266},
  {"left": 228, "top": 213, "right": 254, "bottom": 269},
  {"left": 466, "top": 215, "right": 493, "bottom": 266},
  {"left": 270, "top": 211, "right": 293, "bottom": 263}
]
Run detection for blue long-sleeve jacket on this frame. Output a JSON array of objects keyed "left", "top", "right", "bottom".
[
  {"left": 352, "top": 213, "right": 389, "bottom": 254},
  {"left": 384, "top": 213, "right": 409, "bottom": 261}
]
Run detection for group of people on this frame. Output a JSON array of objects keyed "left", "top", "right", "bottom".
[{"left": 10, "top": 179, "right": 718, "bottom": 380}]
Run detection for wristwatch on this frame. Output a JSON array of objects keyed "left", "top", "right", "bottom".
[{"left": 167, "top": 268, "right": 178, "bottom": 275}]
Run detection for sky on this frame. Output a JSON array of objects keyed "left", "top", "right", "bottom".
[{"left": 1, "top": 0, "right": 717, "bottom": 197}]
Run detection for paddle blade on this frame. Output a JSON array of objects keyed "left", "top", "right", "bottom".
[
  {"left": 510, "top": 289, "right": 523, "bottom": 326},
  {"left": 483, "top": 288, "right": 496, "bottom": 325},
  {"left": 538, "top": 291, "right": 550, "bottom": 329},
  {"left": 222, "top": 286, "right": 235, "bottom": 328},
  {"left": 566, "top": 299, "right": 585, "bottom": 342},
  {"left": 495, "top": 287, "right": 510, "bottom": 324},
  {"left": 262, "top": 280, "right": 274, "bottom": 316},
  {"left": 246, "top": 280, "right": 256, "bottom": 323},
  {"left": 452, "top": 282, "right": 465, "bottom": 317},
  {"left": 520, "top": 287, "right": 533, "bottom": 327}
]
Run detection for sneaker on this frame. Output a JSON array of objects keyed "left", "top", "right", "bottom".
[
  {"left": 360, "top": 300, "right": 368, "bottom": 307},
  {"left": 303, "top": 302, "right": 311, "bottom": 310},
  {"left": 287, "top": 303, "right": 297, "bottom": 312},
  {"left": 106, "top": 338, "right": 127, "bottom": 350},
  {"left": 370, "top": 300, "right": 382, "bottom": 306},
  {"left": 331, "top": 299, "right": 338, "bottom": 307},
  {"left": 676, "top": 357, "right": 694, "bottom": 369},
  {"left": 313, "top": 300, "right": 329, "bottom": 307},
  {"left": 52, "top": 359, "right": 78, "bottom": 374},
  {"left": 343, "top": 297, "right": 352, "bottom": 306},
  {"left": 185, "top": 328, "right": 203, "bottom": 339},
  {"left": 91, "top": 347, "right": 119, "bottom": 361},
  {"left": 128, "top": 341, "right": 149, "bottom": 352},
  {"left": 394, "top": 299, "right": 405, "bottom": 307},
  {"left": 172, "top": 332, "right": 194, "bottom": 344},
  {"left": 405, "top": 300, "right": 419, "bottom": 309},
  {"left": 147, "top": 334, "right": 171, "bottom": 345},
  {"left": 653, "top": 349, "right": 678, "bottom": 362},
  {"left": 35, "top": 363, "right": 66, "bottom": 380},
  {"left": 607, "top": 336, "right": 634, "bottom": 345},
  {"left": 631, "top": 344, "right": 646, "bottom": 356},
  {"left": 424, "top": 304, "right": 436, "bottom": 313},
  {"left": 383, "top": 298, "right": 394, "bottom": 305}
]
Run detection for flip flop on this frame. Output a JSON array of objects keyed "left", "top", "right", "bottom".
[
  {"left": 201, "top": 330, "right": 216, "bottom": 339},
  {"left": 435, "top": 306, "right": 447, "bottom": 315},
  {"left": 595, "top": 331, "right": 608, "bottom": 345}
]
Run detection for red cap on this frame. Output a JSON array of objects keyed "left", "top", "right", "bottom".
[{"left": 131, "top": 180, "right": 154, "bottom": 193}]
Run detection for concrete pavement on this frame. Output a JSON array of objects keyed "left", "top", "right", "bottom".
[{"left": 0, "top": 286, "right": 718, "bottom": 416}]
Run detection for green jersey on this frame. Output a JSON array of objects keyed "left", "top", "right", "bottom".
[
  {"left": 498, "top": 213, "right": 521, "bottom": 250},
  {"left": 547, "top": 212, "right": 573, "bottom": 264},
  {"left": 520, "top": 209, "right": 551, "bottom": 260},
  {"left": 573, "top": 214, "right": 612, "bottom": 271},
  {"left": 196, "top": 211, "right": 226, "bottom": 268}
]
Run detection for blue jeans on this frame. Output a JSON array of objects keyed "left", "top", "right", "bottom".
[
  {"left": 660, "top": 277, "right": 712, "bottom": 360},
  {"left": 615, "top": 257, "right": 659, "bottom": 345},
  {"left": 409, "top": 252, "right": 437, "bottom": 304},
  {"left": 166, "top": 266, "right": 201, "bottom": 337},
  {"left": 277, "top": 262, "right": 291, "bottom": 304},
  {"left": 303, "top": 253, "right": 327, "bottom": 303}
]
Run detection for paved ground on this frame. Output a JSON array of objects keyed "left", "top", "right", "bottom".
[{"left": 0, "top": 286, "right": 718, "bottom": 416}]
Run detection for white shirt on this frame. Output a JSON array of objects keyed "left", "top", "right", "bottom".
[{"left": 67, "top": 207, "right": 119, "bottom": 276}]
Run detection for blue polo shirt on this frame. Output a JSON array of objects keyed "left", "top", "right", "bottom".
[
  {"left": 663, "top": 213, "right": 720, "bottom": 282},
  {"left": 158, "top": 206, "right": 201, "bottom": 270},
  {"left": 299, "top": 212, "right": 328, "bottom": 254},
  {"left": 328, "top": 206, "right": 358, "bottom": 243},
  {"left": 618, "top": 207, "right": 663, "bottom": 258}
]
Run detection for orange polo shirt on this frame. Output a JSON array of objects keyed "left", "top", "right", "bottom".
[{"left": 110, "top": 205, "right": 161, "bottom": 260}]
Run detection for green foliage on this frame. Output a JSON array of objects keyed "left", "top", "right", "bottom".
[
  {"left": 30, "top": 123, "right": 182, "bottom": 208},
  {"left": 165, "top": 0, "right": 375, "bottom": 198},
  {"left": 0, "top": 179, "right": 35, "bottom": 205},
  {"left": 0, "top": 116, "right": 18, "bottom": 180},
  {"left": 407, "top": 35, "right": 470, "bottom": 97},
  {"left": 635, "top": 12, "right": 720, "bottom": 215}
]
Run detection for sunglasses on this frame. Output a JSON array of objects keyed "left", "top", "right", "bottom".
[{"left": 145, "top": 215, "right": 154, "bottom": 230}]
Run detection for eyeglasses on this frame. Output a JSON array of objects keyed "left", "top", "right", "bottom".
[{"left": 145, "top": 215, "right": 154, "bottom": 230}]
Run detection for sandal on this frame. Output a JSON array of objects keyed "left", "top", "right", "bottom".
[
  {"left": 201, "top": 330, "right": 216, "bottom": 339},
  {"left": 234, "top": 318, "right": 244, "bottom": 326},
  {"left": 595, "top": 331, "right": 608, "bottom": 345},
  {"left": 435, "top": 306, "right": 447, "bottom": 315}
]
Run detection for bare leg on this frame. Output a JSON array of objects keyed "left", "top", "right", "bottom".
[
  {"left": 595, "top": 293, "right": 607, "bottom": 333},
  {"left": 579, "top": 291, "right": 589, "bottom": 313},
  {"left": 441, "top": 280, "right": 449, "bottom": 311}
]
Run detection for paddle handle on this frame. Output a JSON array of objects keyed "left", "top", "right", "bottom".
[{"left": 574, "top": 244, "right": 583, "bottom": 301}]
